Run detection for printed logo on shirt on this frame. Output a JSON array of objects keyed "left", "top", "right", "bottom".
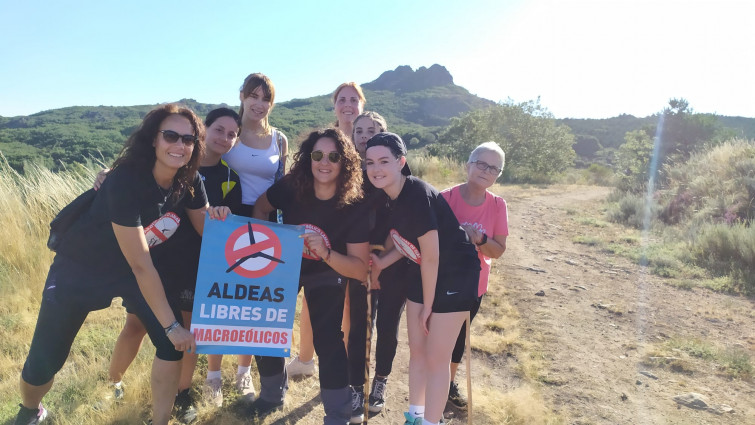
[
  {"left": 301, "top": 223, "right": 331, "bottom": 260},
  {"left": 389, "top": 229, "right": 421, "bottom": 264},
  {"left": 144, "top": 212, "right": 181, "bottom": 247}
]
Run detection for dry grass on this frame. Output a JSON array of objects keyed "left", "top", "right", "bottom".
[{"left": 0, "top": 156, "right": 560, "bottom": 424}]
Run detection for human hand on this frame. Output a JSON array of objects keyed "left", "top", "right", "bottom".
[
  {"left": 420, "top": 304, "right": 432, "bottom": 335},
  {"left": 93, "top": 168, "right": 110, "bottom": 191},
  {"left": 301, "top": 233, "right": 329, "bottom": 260},
  {"left": 368, "top": 258, "right": 382, "bottom": 290},
  {"left": 167, "top": 326, "right": 196, "bottom": 353},
  {"left": 207, "top": 206, "right": 231, "bottom": 220},
  {"left": 461, "top": 224, "right": 482, "bottom": 245}
]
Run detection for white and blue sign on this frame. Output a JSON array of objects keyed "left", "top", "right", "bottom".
[{"left": 191, "top": 214, "right": 304, "bottom": 357}]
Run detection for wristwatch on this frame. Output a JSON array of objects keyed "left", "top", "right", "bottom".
[{"left": 476, "top": 233, "right": 488, "bottom": 246}]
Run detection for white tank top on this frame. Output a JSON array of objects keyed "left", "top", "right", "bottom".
[{"left": 222, "top": 129, "right": 280, "bottom": 205}]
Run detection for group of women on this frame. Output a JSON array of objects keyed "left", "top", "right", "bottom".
[{"left": 14, "top": 75, "right": 509, "bottom": 425}]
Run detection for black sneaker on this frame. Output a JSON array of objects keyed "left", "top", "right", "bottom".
[
  {"left": 173, "top": 389, "right": 198, "bottom": 424},
  {"left": 350, "top": 385, "right": 365, "bottom": 424},
  {"left": 448, "top": 381, "right": 467, "bottom": 409},
  {"left": 246, "top": 397, "right": 283, "bottom": 419},
  {"left": 368, "top": 377, "right": 387, "bottom": 413},
  {"left": 14, "top": 403, "right": 47, "bottom": 425}
]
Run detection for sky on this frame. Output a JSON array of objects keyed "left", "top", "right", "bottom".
[{"left": 0, "top": 0, "right": 752, "bottom": 119}]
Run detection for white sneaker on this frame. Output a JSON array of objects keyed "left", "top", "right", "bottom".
[
  {"left": 286, "top": 356, "right": 315, "bottom": 378},
  {"left": 202, "top": 377, "right": 223, "bottom": 407},
  {"left": 235, "top": 371, "right": 256, "bottom": 402}
]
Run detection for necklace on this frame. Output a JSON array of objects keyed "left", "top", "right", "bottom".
[{"left": 157, "top": 183, "right": 173, "bottom": 203}]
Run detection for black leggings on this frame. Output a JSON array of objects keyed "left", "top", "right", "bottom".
[
  {"left": 372, "top": 259, "right": 410, "bottom": 378},
  {"left": 451, "top": 294, "right": 484, "bottom": 364},
  {"left": 347, "top": 281, "right": 378, "bottom": 386},
  {"left": 304, "top": 280, "right": 349, "bottom": 389},
  {"left": 22, "top": 256, "right": 183, "bottom": 386}
]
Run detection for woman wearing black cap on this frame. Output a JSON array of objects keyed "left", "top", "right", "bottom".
[{"left": 365, "top": 133, "right": 480, "bottom": 425}]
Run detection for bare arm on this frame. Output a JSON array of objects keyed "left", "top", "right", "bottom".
[
  {"left": 416, "top": 230, "right": 440, "bottom": 335},
  {"left": 252, "top": 192, "right": 275, "bottom": 220},
  {"left": 279, "top": 133, "right": 289, "bottom": 174},
  {"left": 112, "top": 223, "right": 195, "bottom": 352},
  {"left": 479, "top": 234, "right": 507, "bottom": 258}
]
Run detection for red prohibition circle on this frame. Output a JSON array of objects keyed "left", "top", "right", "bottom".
[{"left": 224, "top": 223, "right": 283, "bottom": 278}]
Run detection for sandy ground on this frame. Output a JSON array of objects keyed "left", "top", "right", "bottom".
[{"left": 208, "top": 184, "right": 755, "bottom": 425}]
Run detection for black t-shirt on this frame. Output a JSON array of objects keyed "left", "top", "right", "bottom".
[
  {"left": 266, "top": 175, "right": 369, "bottom": 276},
  {"left": 57, "top": 163, "right": 208, "bottom": 278},
  {"left": 151, "top": 160, "right": 241, "bottom": 292},
  {"left": 385, "top": 176, "right": 479, "bottom": 277}
]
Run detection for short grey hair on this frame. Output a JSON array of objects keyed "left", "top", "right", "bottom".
[{"left": 468, "top": 141, "right": 505, "bottom": 168}]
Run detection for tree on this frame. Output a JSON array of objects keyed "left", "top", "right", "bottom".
[
  {"left": 430, "top": 100, "right": 576, "bottom": 182},
  {"left": 615, "top": 128, "right": 655, "bottom": 191}
]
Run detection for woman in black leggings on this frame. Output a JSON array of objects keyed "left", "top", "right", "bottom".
[
  {"left": 14, "top": 104, "right": 229, "bottom": 425},
  {"left": 253, "top": 128, "right": 368, "bottom": 424}
]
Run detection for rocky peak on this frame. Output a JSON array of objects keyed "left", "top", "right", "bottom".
[{"left": 363, "top": 64, "right": 454, "bottom": 92}]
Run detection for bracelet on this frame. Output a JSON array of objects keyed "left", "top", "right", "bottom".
[
  {"left": 164, "top": 321, "right": 181, "bottom": 336},
  {"left": 323, "top": 248, "right": 331, "bottom": 262},
  {"left": 476, "top": 233, "right": 488, "bottom": 246}
]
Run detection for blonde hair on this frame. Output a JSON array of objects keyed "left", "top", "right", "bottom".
[{"left": 332, "top": 82, "right": 366, "bottom": 127}]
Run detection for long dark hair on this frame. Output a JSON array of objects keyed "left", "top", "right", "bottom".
[
  {"left": 288, "top": 128, "right": 363, "bottom": 208},
  {"left": 111, "top": 104, "right": 205, "bottom": 199}
]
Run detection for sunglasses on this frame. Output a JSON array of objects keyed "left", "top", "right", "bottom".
[
  {"left": 160, "top": 130, "right": 198, "bottom": 146},
  {"left": 310, "top": 150, "right": 341, "bottom": 163}
]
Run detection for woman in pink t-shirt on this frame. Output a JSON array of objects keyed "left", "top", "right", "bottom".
[{"left": 440, "top": 141, "right": 509, "bottom": 409}]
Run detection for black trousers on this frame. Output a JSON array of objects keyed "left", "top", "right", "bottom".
[
  {"left": 451, "top": 294, "right": 484, "bottom": 364},
  {"left": 372, "top": 259, "right": 410, "bottom": 378},
  {"left": 347, "top": 281, "right": 378, "bottom": 386},
  {"left": 304, "top": 278, "right": 349, "bottom": 389}
]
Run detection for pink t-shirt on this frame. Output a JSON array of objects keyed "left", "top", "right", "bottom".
[{"left": 441, "top": 185, "right": 509, "bottom": 296}]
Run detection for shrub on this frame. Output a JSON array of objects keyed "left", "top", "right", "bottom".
[{"left": 691, "top": 222, "right": 755, "bottom": 294}]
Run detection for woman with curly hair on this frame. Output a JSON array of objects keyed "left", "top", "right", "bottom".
[
  {"left": 14, "top": 104, "right": 229, "bottom": 425},
  {"left": 253, "top": 128, "right": 369, "bottom": 424}
]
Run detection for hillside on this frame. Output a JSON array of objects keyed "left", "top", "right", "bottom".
[{"left": 0, "top": 65, "right": 494, "bottom": 172}]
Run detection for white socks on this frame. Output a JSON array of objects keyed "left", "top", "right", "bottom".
[
  {"left": 237, "top": 365, "right": 251, "bottom": 375},
  {"left": 408, "top": 404, "right": 424, "bottom": 418},
  {"left": 206, "top": 370, "right": 222, "bottom": 381}
]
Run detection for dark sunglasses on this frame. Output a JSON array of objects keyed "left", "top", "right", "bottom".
[
  {"left": 160, "top": 130, "right": 198, "bottom": 146},
  {"left": 310, "top": 150, "right": 341, "bottom": 163}
]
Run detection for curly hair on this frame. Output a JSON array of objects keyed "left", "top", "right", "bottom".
[
  {"left": 111, "top": 104, "right": 205, "bottom": 200},
  {"left": 288, "top": 128, "right": 363, "bottom": 208}
]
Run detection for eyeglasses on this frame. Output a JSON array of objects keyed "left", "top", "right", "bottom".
[
  {"left": 310, "top": 150, "right": 341, "bottom": 163},
  {"left": 160, "top": 130, "right": 198, "bottom": 146},
  {"left": 472, "top": 160, "right": 503, "bottom": 175}
]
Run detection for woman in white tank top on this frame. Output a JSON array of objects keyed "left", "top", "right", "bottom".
[{"left": 206, "top": 73, "right": 289, "bottom": 409}]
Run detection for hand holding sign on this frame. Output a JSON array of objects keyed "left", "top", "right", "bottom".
[{"left": 301, "top": 232, "right": 329, "bottom": 260}]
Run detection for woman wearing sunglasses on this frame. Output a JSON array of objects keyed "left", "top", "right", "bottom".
[
  {"left": 103, "top": 107, "right": 243, "bottom": 421},
  {"left": 14, "top": 104, "right": 229, "bottom": 425},
  {"left": 440, "top": 142, "right": 508, "bottom": 410},
  {"left": 253, "top": 128, "right": 369, "bottom": 424},
  {"left": 206, "top": 73, "right": 290, "bottom": 407},
  {"left": 365, "top": 133, "right": 480, "bottom": 425}
]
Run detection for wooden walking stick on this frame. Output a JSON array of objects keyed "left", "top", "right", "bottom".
[
  {"left": 363, "top": 244, "right": 384, "bottom": 424},
  {"left": 465, "top": 311, "right": 473, "bottom": 424}
]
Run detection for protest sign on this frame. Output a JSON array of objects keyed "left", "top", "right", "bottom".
[{"left": 191, "top": 214, "right": 304, "bottom": 357}]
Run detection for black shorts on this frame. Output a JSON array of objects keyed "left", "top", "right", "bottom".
[
  {"left": 406, "top": 265, "right": 479, "bottom": 313},
  {"left": 21, "top": 255, "right": 183, "bottom": 386}
]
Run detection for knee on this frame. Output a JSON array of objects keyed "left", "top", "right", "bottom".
[{"left": 120, "top": 317, "right": 147, "bottom": 339}]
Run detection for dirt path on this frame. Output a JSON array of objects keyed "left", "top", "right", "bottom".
[
  {"left": 264, "top": 184, "right": 754, "bottom": 425},
  {"left": 499, "top": 185, "right": 755, "bottom": 424}
]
